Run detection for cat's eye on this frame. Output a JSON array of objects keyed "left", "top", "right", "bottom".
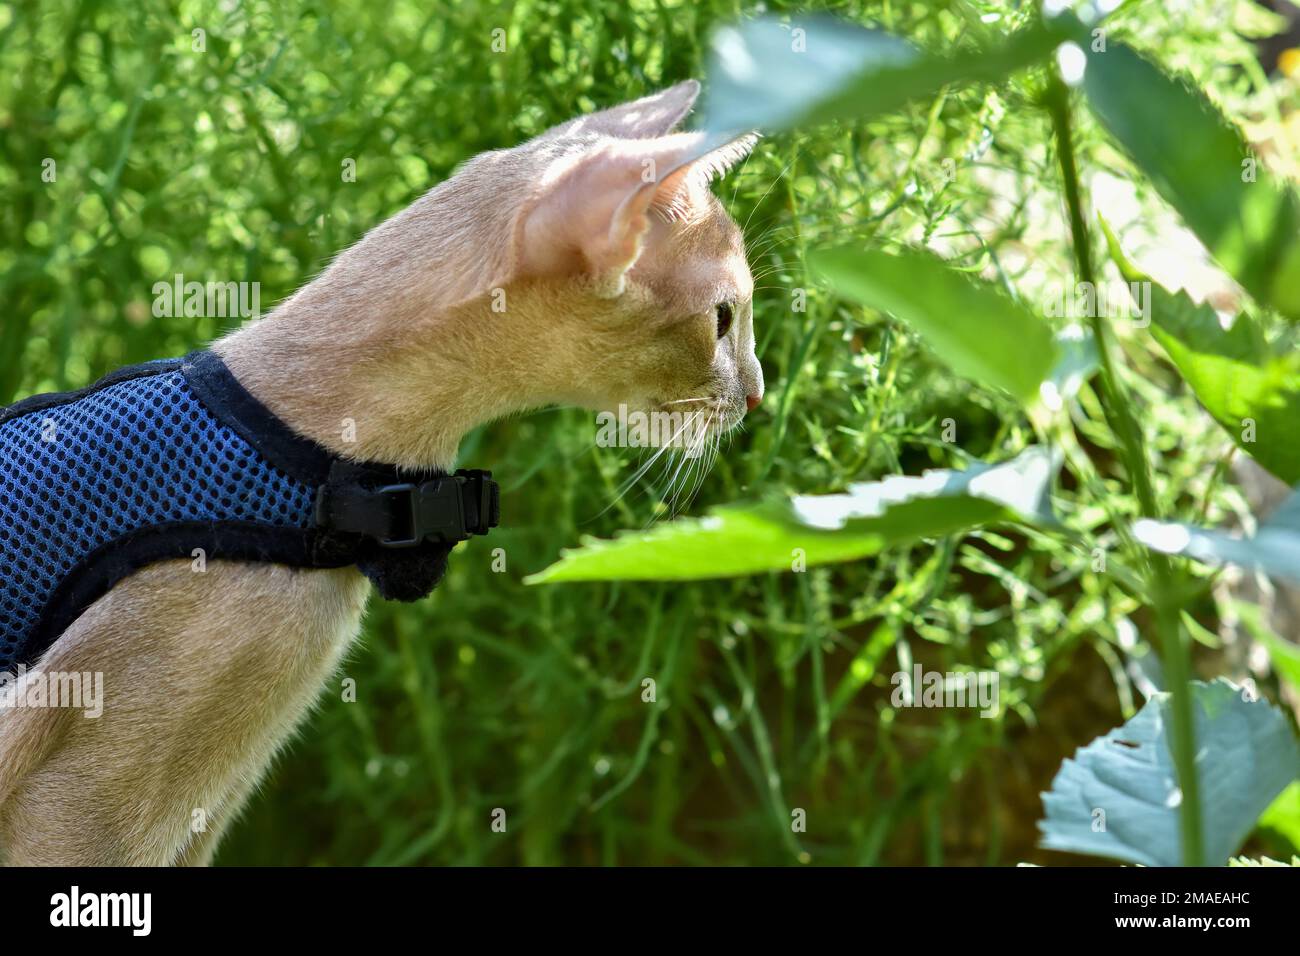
[{"left": 715, "top": 301, "right": 734, "bottom": 339}]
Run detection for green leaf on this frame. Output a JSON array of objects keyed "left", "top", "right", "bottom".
[
  {"left": 1102, "top": 222, "right": 1300, "bottom": 484},
  {"left": 1133, "top": 486, "right": 1300, "bottom": 583},
  {"left": 1084, "top": 42, "right": 1300, "bottom": 319},
  {"left": 1262, "top": 633, "right": 1300, "bottom": 695},
  {"left": 1045, "top": 323, "right": 1099, "bottom": 409},
  {"left": 811, "top": 246, "right": 1059, "bottom": 407},
  {"left": 527, "top": 446, "right": 1058, "bottom": 583},
  {"left": 1039, "top": 678, "right": 1300, "bottom": 866},
  {"left": 700, "top": 13, "right": 1076, "bottom": 136},
  {"left": 828, "top": 622, "right": 898, "bottom": 719},
  {"left": 1256, "top": 782, "right": 1300, "bottom": 853}
]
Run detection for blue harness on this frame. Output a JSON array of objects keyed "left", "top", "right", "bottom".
[{"left": 0, "top": 351, "right": 499, "bottom": 674}]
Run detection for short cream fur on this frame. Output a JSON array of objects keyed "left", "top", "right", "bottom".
[{"left": 0, "top": 81, "right": 761, "bottom": 865}]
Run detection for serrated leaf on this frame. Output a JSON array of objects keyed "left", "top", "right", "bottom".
[
  {"left": 1039, "top": 678, "right": 1300, "bottom": 866},
  {"left": 1228, "top": 855, "right": 1298, "bottom": 866},
  {"left": 1102, "top": 222, "right": 1300, "bottom": 484},
  {"left": 1084, "top": 42, "right": 1300, "bottom": 319},
  {"left": 811, "top": 246, "right": 1060, "bottom": 407},
  {"left": 1133, "top": 486, "right": 1300, "bottom": 583},
  {"left": 527, "top": 446, "right": 1058, "bottom": 583},
  {"left": 700, "top": 13, "right": 1078, "bottom": 136}
]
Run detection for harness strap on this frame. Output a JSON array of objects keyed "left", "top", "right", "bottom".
[{"left": 182, "top": 348, "right": 501, "bottom": 554}]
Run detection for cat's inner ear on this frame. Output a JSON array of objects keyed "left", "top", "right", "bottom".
[
  {"left": 516, "top": 130, "right": 758, "bottom": 296},
  {"left": 649, "top": 132, "right": 759, "bottom": 224}
]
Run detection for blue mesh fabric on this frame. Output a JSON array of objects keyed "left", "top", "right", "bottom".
[{"left": 0, "top": 369, "right": 315, "bottom": 671}]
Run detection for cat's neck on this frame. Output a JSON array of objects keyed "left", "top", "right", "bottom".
[
  {"left": 212, "top": 186, "right": 543, "bottom": 471},
  {"left": 213, "top": 286, "right": 524, "bottom": 472}
]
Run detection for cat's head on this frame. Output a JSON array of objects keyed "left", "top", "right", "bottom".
[
  {"left": 223, "top": 82, "right": 762, "bottom": 472},
  {"left": 467, "top": 80, "right": 764, "bottom": 452}
]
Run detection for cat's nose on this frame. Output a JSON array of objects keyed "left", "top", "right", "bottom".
[{"left": 745, "top": 394, "right": 762, "bottom": 413}]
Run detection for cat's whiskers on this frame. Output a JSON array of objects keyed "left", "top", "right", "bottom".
[
  {"left": 745, "top": 220, "right": 791, "bottom": 247},
  {"left": 665, "top": 407, "right": 710, "bottom": 491},
  {"left": 742, "top": 153, "right": 799, "bottom": 235},
  {"left": 751, "top": 239, "right": 801, "bottom": 266},
  {"left": 746, "top": 259, "right": 796, "bottom": 286},
  {"left": 600, "top": 406, "right": 709, "bottom": 518},
  {"left": 659, "top": 396, "right": 715, "bottom": 407},
  {"left": 663, "top": 399, "right": 727, "bottom": 515},
  {"left": 727, "top": 147, "right": 762, "bottom": 206},
  {"left": 694, "top": 409, "right": 726, "bottom": 506},
  {"left": 746, "top": 225, "right": 798, "bottom": 261},
  {"left": 662, "top": 443, "right": 697, "bottom": 515},
  {"left": 679, "top": 417, "right": 718, "bottom": 511}
]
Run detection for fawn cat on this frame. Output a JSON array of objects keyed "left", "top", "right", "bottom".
[{"left": 0, "top": 80, "right": 762, "bottom": 865}]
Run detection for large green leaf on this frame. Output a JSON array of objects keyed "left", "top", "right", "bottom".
[
  {"left": 1133, "top": 486, "right": 1300, "bottom": 583},
  {"left": 811, "top": 246, "right": 1060, "bottom": 407},
  {"left": 527, "top": 446, "right": 1057, "bottom": 583},
  {"left": 1102, "top": 223, "right": 1300, "bottom": 484},
  {"left": 700, "top": 13, "right": 1077, "bottom": 136},
  {"left": 1084, "top": 42, "right": 1300, "bottom": 320},
  {"left": 1039, "top": 678, "right": 1300, "bottom": 866}
]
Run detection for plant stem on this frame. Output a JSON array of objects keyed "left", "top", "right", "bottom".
[{"left": 1045, "top": 76, "right": 1204, "bottom": 866}]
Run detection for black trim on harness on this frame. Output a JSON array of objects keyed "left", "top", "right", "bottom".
[
  {"left": 0, "top": 357, "right": 185, "bottom": 427},
  {"left": 181, "top": 350, "right": 335, "bottom": 485},
  {"left": 180, "top": 351, "right": 500, "bottom": 546},
  {"left": 29, "top": 520, "right": 356, "bottom": 653},
  {"left": 11, "top": 350, "right": 500, "bottom": 668}
]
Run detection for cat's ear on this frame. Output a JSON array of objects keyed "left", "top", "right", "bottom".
[
  {"left": 555, "top": 80, "right": 700, "bottom": 140},
  {"left": 515, "top": 130, "right": 757, "bottom": 296},
  {"left": 647, "top": 131, "right": 759, "bottom": 223}
]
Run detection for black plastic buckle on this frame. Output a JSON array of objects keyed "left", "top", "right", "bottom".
[
  {"left": 315, "top": 466, "right": 499, "bottom": 549},
  {"left": 454, "top": 469, "right": 499, "bottom": 537},
  {"left": 373, "top": 483, "right": 423, "bottom": 548}
]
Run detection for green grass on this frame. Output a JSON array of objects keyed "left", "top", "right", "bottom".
[{"left": 2, "top": 0, "right": 1297, "bottom": 865}]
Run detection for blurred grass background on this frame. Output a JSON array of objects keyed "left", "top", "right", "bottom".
[{"left": 3, "top": 0, "right": 1299, "bottom": 864}]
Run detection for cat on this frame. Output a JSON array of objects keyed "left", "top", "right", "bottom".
[{"left": 0, "top": 79, "right": 763, "bottom": 865}]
